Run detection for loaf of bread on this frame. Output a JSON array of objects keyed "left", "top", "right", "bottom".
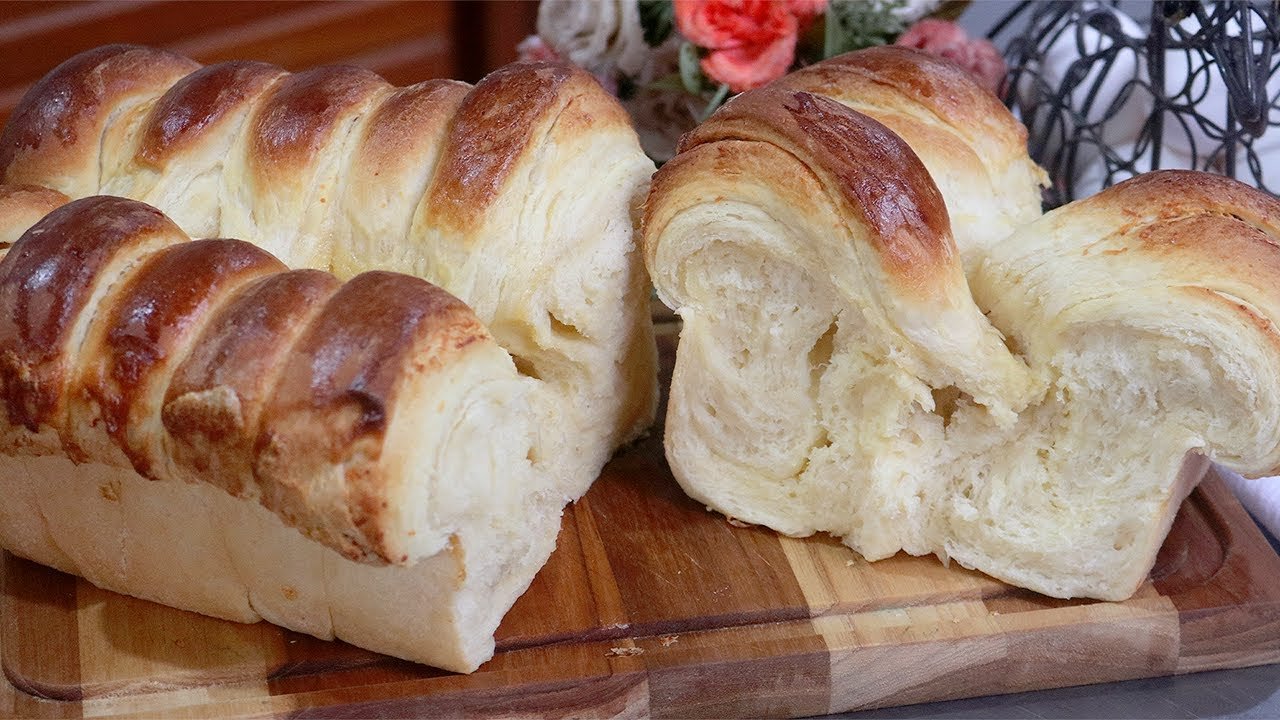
[
  {"left": 0, "top": 46, "right": 658, "bottom": 672},
  {"left": 644, "top": 47, "right": 1280, "bottom": 601},
  {"left": 0, "top": 44, "right": 658, "bottom": 507},
  {"left": 0, "top": 192, "right": 564, "bottom": 672}
]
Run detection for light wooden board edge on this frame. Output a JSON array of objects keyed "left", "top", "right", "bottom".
[
  {"left": 4, "top": 467, "right": 1280, "bottom": 719},
  {"left": 5, "top": 578, "right": 1278, "bottom": 717}
]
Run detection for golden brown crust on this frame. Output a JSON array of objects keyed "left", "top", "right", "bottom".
[
  {"left": 1135, "top": 213, "right": 1280, "bottom": 264},
  {"left": 357, "top": 79, "right": 472, "bottom": 175},
  {"left": 1094, "top": 173, "right": 1280, "bottom": 355},
  {"left": 0, "top": 185, "right": 69, "bottom": 248},
  {"left": 0, "top": 196, "right": 187, "bottom": 432},
  {"left": 255, "top": 271, "right": 491, "bottom": 562},
  {"left": 678, "top": 88, "right": 955, "bottom": 290},
  {"left": 137, "top": 61, "right": 287, "bottom": 168},
  {"left": 777, "top": 46, "right": 1025, "bottom": 151},
  {"left": 248, "top": 65, "right": 390, "bottom": 187},
  {"left": 783, "top": 93, "right": 952, "bottom": 271},
  {"left": 3, "top": 47, "right": 638, "bottom": 263},
  {"left": 79, "top": 239, "right": 285, "bottom": 475},
  {"left": 0, "top": 192, "right": 502, "bottom": 564},
  {"left": 1086, "top": 170, "right": 1280, "bottom": 235},
  {"left": 164, "top": 269, "right": 341, "bottom": 497},
  {"left": 0, "top": 45, "right": 200, "bottom": 191},
  {"left": 425, "top": 61, "right": 602, "bottom": 233}
]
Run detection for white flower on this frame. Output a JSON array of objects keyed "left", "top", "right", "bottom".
[{"left": 537, "top": 0, "right": 649, "bottom": 78}]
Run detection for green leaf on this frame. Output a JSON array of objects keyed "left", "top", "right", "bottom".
[
  {"left": 823, "top": 5, "right": 840, "bottom": 59},
  {"left": 678, "top": 41, "right": 705, "bottom": 95},
  {"left": 646, "top": 73, "right": 692, "bottom": 94},
  {"left": 929, "top": 1, "right": 971, "bottom": 22},
  {"left": 639, "top": 1, "right": 675, "bottom": 47},
  {"left": 824, "top": 0, "right": 910, "bottom": 59}
]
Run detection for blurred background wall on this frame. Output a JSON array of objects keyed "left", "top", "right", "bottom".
[{"left": 0, "top": 0, "right": 539, "bottom": 124}]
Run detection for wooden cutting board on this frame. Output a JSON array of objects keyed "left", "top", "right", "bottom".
[{"left": 3, "top": 327, "right": 1280, "bottom": 719}]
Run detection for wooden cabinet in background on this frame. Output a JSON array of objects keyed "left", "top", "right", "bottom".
[{"left": 0, "top": 0, "right": 538, "bottom": 124}]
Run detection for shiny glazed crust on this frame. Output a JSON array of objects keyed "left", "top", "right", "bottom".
[
  {"left": 0, "top": 44, "right": 659, "bottom": 506},
  {"left": 0, "top": 44, "right": 658, "bottom": 672},
  {"left": 773, "top": 46, "right": 1048, "bottom": 269},
  {"left": 0, "top": 196, "right": 510, "bottom": 565},
  {"left": 0, "top": 193, "right": 545, "bottom": 673}
]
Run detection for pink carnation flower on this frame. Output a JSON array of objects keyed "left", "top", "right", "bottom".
[
  {"left": 675, "top": 0, "right": 810, "bottom": 93},
  {"left": 895, "top": 18, "right": 1007, "bottom": 94},
  {"left": 516, "top": 35, "right": 562, "bottom": 63}
]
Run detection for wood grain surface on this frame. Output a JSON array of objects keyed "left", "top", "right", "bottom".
[{"left": 2, "top": 327, "right": 1280, "bottom": 718}]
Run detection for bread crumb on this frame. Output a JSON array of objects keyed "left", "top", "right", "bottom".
[
  {"left": 607, "top": 646, "right": 644, "bottom": 657},
  {"left": 660, "top": 635, "right": 679, "bottom": 647},
  {"left": 844, "top": 559, "right": 855, "bottom": 567}
]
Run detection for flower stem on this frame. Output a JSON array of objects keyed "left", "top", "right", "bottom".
[{"left": 700, "top": 83, "right": 731, "bottom": 121}]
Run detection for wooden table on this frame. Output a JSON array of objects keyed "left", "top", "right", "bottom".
[{"left": 3, "top": 328, "right": 1279, "bottom": 718}]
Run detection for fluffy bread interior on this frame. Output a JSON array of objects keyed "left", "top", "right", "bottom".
[{"left": 646, "top": 90, "right": 1279, "bottom": 603}]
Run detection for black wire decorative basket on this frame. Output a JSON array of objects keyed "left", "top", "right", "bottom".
[{"left": 990, "top": 0, "right": 1280, "bottom": 208}]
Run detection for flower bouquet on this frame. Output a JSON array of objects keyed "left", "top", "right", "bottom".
[{"left": 520, "top": 0, "right": 1003, "bottom": 161}]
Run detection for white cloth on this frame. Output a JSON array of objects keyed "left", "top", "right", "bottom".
[{"left": 1220, "top": 468, "right": 1280, "bottom": 542}]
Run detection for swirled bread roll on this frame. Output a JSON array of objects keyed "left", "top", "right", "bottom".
[
  {"left": 646, "top": 86, "right": 1035, "bottom": 563},
  {"left": 773, "top": 46, "right": 1048, "bottom": 269},
  {"left": 0, "top": 194, "right": 558, "bottom": 666},
  {"left": 0, "top": 44, "right": 658, "bottom": 510},
  {"left": 0, "top": 195, "right": 554, "bottom": 672},
  {"left": 955, "top": 171, "right": 1280, "bottom": 597},
  {"left": 645, "top": 49, "right": 1280, "bottom": 601}
]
